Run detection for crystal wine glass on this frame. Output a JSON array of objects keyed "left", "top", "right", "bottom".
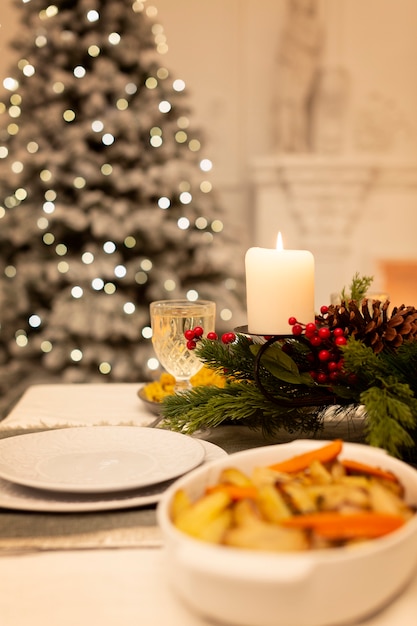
[{"left": 150, "top": 299, "right": 216, "bottom": 393}]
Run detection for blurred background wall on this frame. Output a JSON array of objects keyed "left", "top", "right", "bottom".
[{"left": 1, "top": 0, "right": 417, "bottom": 308}]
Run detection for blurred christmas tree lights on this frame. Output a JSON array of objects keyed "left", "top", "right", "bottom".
[{"left": 0, "top": 0, "right": 244, "bottom": 415}]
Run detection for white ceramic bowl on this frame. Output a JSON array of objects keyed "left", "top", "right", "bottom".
[{"left": 157, "top": 440, "right": 417, "bottom": 626}]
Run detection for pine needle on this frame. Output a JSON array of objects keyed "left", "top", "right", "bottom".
[
  {"left": 361, "top": 383, "right": 416, "bottom": 457},
  {"left": 161, "top": 382, "right": 324, "bottom": 436},
  {"left": 340, "top": 272, "right": 374, "bottom": 302}
]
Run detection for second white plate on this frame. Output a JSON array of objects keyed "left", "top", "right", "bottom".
[
  {"left": 0, "top": 426, "right": 206, "bottom": 494},
  {"left": 0, "top": 439, "right": 227, "bottom": 513}
]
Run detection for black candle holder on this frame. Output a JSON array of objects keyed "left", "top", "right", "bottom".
[{"left": 234, "top": 325, "right": 350, "bottom": 409}]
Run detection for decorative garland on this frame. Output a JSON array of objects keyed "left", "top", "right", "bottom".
[{"left": 161, "top": 275, "right": 417, "bottom": 461}]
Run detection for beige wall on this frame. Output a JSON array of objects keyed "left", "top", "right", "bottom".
[{"left": 1, "top": 0, "right": 416, "bottom": 185}]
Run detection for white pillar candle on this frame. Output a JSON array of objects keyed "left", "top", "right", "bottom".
[{"left": 245, "top": 234, "right": 315, "bottom": 335}]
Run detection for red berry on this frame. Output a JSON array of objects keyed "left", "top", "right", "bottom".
[
  {"left": 186, "top": 339, "right": 197, "bottom": 350},
  {"left": 320, "top": 305, "right": 329, "bottom": 314},
  {"left": 207, "top": 331, "right": 218, "bottom": 341},
  {"left": 329, "top": 371, "right": 340, "bottom": 382},
  {"left": 184, "top": 329, "right": 195, "bottom": 340},
  {"left": 317, "top": 372, "right": 328, "bottom": 384},
  {"left": 318, "top": 349, "right": 331, "bottom": 362},
  {"left": 292, "top": 324, "right": 303, "bottom": 336},
  {"left": 327, "top": 361, "right": 338, "bottom": 372},
  {"left": 332, "top": 327, "right": 344, "bottom": 337},
  {"left": 334, "top": 336, "right": 347, "bottom": 347},
  {"left": 309, "top": 335, "right": 322, "bottom": 347},
  {"left": 288, "top": 317, "right": 298, "bottom": 326},
  {"left": 305, "top": 323, "right": 317, "bottom": 337},
  {"left": 318, "top": 327, "right": 331, "bottom": 340},
  {"left": 222, "top": 332, "right": 236, "bottom": 344},
  {"left": 193, "top": 326, "right": 204, "bottom": 337}
]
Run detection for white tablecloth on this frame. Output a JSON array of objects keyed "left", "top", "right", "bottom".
[
  {"left": 1, "top": 383, "right": 417, "bottom": 626},
  {"left": 0, "top": 383, "right": 155, "bottom": 429}
]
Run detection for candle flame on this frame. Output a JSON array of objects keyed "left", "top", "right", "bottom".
[{"left": 276, "top": 232, "right": 284, "bottom": 251}]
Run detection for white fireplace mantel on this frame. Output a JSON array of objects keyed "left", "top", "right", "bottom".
[{"left": 251, "top": 154, "right": 417, "bottom": 308}]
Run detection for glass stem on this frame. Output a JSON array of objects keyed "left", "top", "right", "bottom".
[{"left": 174, "top": 379, "right": 192, "bottom": 393}]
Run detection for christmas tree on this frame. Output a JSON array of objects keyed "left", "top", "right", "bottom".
[{"left": 0, "top": 0, "right": 244, "bottom": 417}]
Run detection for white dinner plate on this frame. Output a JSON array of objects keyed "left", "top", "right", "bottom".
[
  {"left": 0, "top": 439, "right": 227, "bottom": 513},
  {"left": 0, "top": 426, "right": 206, "bottom": 493}
]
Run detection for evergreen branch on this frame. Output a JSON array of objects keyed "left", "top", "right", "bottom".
[
  {"left": 341, "top": 272, "right": 374, "bottom": 302},
  {"left": 195, "top": 336, "right": 257, "bottom": 381},
  {"left": 378, "top": 342, "right": 417, "bottom": 396},
  {"left": 161, "top": 382, "right": 325, "bottom": 436},
  {"left": 341, "top": 338, "right": 391, "bottom": 385},
  {"left": 361, "top": 380, "right": 417, "bottom": 457}
]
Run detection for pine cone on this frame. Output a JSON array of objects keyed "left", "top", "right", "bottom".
[{"left": 321, "top": 300, "right": 417, "bottom": 354}]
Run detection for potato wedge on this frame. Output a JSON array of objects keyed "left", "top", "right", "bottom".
[
  {"left": 251, "top": 465, "right": 290, "bottom": 487},
  {"left": 197, "top": 509, "right": 233, "bottom": 544},
  {"left": 281, "top": 482, "right": 317, "bottom": 514},
  {"left": 307, "top": 483, "right": 370, "bottom": 512},
  {"left": 368, "top": 479, "right": 414, "bottom": 519},
  {"left": 218, "top": 467, "right": 253, "bottom": 487},
  {"left": 224, "top": 519, "right": 308, "bottom": 552},
  {"left": 308, "top": 459, "right": 333, "bottom": 484},
  {"left": 175, "top": 491, "right": 231, "bottom": 539},
  {"left": 232, "top": 498, "right": 262, "bottom": 527},
  {"left": 256, "top": 484, "right": 293, "bottom": 523},
  {"left": 170, "top": 488, "right": 192, "bottom": 523}
]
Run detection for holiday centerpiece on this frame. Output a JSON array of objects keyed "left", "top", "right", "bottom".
[{"left": 160, "top": 273, "right": 417, "bottom": 461}]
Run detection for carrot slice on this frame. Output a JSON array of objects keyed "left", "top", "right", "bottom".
[
  {"left": 282, "top": 511, "right": 405, "bottom": 539},
  {"left": 341, "top": 458, "right": 397, "bottom": 482},
  {"left": 268, "top": 440, "right": 343, "bottom": 474},
  {"left": 205, "top": 484, "right": 258, "bottom": 501}
]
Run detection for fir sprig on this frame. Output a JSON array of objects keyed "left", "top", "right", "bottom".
[
  {"left": 193, "top": 334, "right": 257, "bottom": 381},
  {"left": 162, "top": 381, "right": 324, "bottom": 436},
  {"left": 340, "top": 339, "right": 417, "bottom": 457},
  {"left": 340, "top": 272, "right": 374, "bottom": 302},
  {"left": 361, "top": 381, "right": 417, "bottom": 457},
  {"left": 379, "top": 342, "right": 417, "bottom": 397},
  {"left": 341, "top": 338, "right": 391, "bottom": 386}
]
